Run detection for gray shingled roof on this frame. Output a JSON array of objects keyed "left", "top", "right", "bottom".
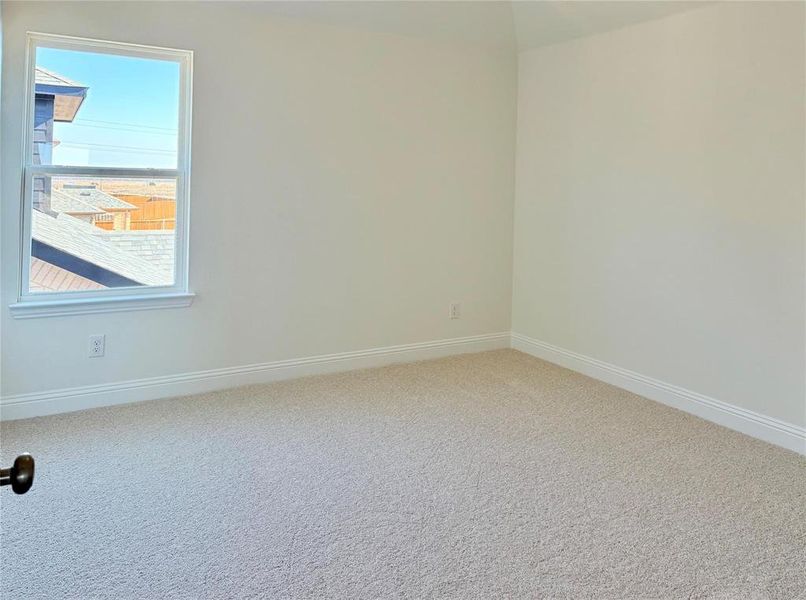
[
  {"left": 32, "top": 211, "right": 173, "bottom": 286},
  {"left": 60, "top": 186, "right": 138, "bottom": 211},
  {"left": 101, "top": 231, "right": 175, "bottom": 274},
  {"left": 50, "top": 189, "right": 107, "bottom": 215},
  {"left": 34, "top": 66, "right": 85, "bottom": 88}
]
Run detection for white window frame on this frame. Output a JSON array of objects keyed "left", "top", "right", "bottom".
[{"left": 10, "top": 32, "right": 194, "bottom": 319}]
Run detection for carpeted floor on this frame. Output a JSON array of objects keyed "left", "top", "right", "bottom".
[{"left": 1, "top": 349, "right": 804, "bottom": 599}]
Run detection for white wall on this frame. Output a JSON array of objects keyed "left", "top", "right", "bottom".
[
  {"left": 3, "top": 1, "right": 803, "bottom": 439},
  {"left": 1, "top": 2, "right": 516, "bottom": 400},
  {"left": 513, "top": 2, "right": 806, "bottom": 427}
]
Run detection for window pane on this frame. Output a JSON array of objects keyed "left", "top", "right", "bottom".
[
  {"left": 30, "top": 175, "right": 177, "bottom": 293},
  {"left": 33, "top": 47, "right": 180, "bottom": 168}
]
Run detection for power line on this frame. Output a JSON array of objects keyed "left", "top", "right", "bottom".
[
  {"left": 57, "top": 141, "right": 176, "bottom": 155},
  {"left": 73, "top": 118, "right": 178, "bottom": 132},
  {"left": 65, "top": 122, "right": 177, "bottom": 136}
]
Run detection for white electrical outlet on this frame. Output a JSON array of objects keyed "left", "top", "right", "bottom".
[
  {"left": 88, "top": 335, "right": 105, "bottom": 358},
  {"left": 449, "top": 302, "right": 461, "bottom": 319}
]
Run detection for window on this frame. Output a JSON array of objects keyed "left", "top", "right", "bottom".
[{"left": 11, "top": 33, "right": 193, "bottom": 318}]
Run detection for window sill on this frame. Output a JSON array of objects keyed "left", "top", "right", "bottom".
[{"left": 9, "top": 292, "right": 195, "bottom": 319}]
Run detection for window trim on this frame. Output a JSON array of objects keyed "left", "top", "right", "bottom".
[{"left": 12, "top": 32, "right": 194, "bottom": 318}]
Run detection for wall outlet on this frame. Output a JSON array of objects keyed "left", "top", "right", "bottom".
[
  {"left": 449, "top": 302, "right": 461, "bottom": 320},
  {"left": 88, "top": 335, "right": 105, "bottom": 358}
]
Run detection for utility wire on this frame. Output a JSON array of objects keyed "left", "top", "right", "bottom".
[
  {"left": 73, "top": 118, "right": 178, "bottom": 132},
  {"left": 65, "top": 122, "right": 177, "bottom": 136},
  {"left": 57, "top": 141, "right": 176, "bottom": 155}
]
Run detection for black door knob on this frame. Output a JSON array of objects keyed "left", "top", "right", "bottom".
[{"left": 0, "top": 454, "right": 35, "bottom": 494}]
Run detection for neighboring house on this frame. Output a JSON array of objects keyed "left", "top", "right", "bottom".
[
  {"left": 59, "top": 184, "right": 138, "bottom": 230},
  {"left": 30, "top": 67, "right": 175, "bottom": 291},
  {"left": 49, "top": 189, "right": 107, "bottom": 223},
  {"left": 33, "top": 67, "right": 88, "bottom": 214}
]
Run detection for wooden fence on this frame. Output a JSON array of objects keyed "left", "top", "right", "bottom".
[{"left": 94, "top": 194, "right": 176, "bottom": 231}]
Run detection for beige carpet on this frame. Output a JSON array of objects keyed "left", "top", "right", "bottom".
[{"left": 1, "top": 349, "right": 804, "bottom": 599}]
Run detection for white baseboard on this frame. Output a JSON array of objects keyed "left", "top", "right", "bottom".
[
  {"left": 511, "top": 332, "right": 806, "bottom": 456},
  {"left": 5, "top": 330, "right": 803, "bottom": 456},
  {"left": 0, "top": 332, "right": 510, "bottom": 421}
]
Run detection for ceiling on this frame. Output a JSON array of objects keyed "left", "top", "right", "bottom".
[
  {"left": 512, "top": 1, "right": 710, "bottom": 50},
  {"left": 238, "top": 1, "right": 711, "bottom": 52}
]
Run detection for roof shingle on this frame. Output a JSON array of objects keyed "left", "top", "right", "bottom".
[
  {"left": 59, "top": 186, "right": 138, "bottom": 211},
  {"left": 50, "top": 189, "right": 107, "bottom": 215},
  {"left": 32, "top": 211, "right": 173, "bottom": 286}
]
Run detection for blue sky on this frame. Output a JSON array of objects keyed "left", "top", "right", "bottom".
[{"left": 37, "top": 47, "right": 180, "bottom": 169}]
